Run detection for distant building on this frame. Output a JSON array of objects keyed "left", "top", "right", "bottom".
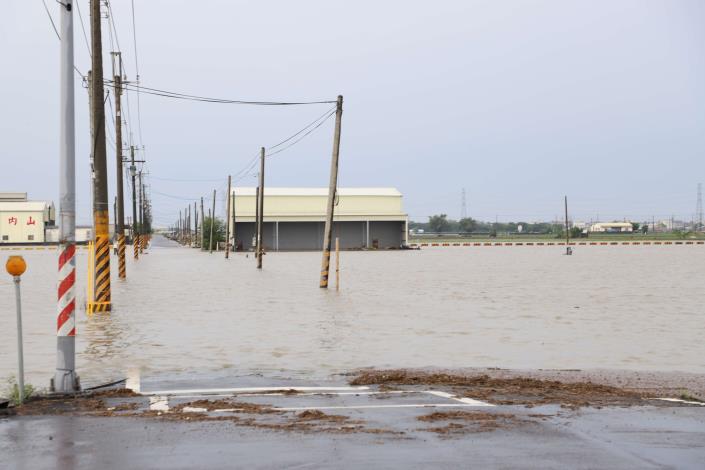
[
  {"left": 0, "top": 192, "right": 55, "bottom": 244},
  {"left": 231, "top": 188, "right": 408, "bottom": 250},
  {"left": 589, "top": 222, "right": 633, "bottom": 233}
]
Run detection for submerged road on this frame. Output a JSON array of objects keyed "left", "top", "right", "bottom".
[{"left": 2, "top": 402, "right": 704, "bottom": 469}]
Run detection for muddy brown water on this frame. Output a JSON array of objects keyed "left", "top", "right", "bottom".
[{"left": 1, "top": 237, "right": 703, "bottom": 389}]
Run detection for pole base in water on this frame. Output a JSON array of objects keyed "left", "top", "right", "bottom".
[{"left": 53, "top": 336, "right": 79, "bottom": 393}]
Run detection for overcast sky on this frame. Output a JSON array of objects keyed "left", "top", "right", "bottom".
[{"left": 2, "top": 0, "right": 704, "bottom": 225}]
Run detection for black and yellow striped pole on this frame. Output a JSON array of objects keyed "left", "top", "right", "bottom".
[
  {"left": 88, "top": 0, "right": 111, "bottom": 312},
  {"left": 319, "top": 95, "right": 343, "bottom": 288},
  {"left": 112, "top": 58, "right": 127, "bottom": 279},
  {"left": 130, "top": 146, "right": 139, "bottom": 261}
]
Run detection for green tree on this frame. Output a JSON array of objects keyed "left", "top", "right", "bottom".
[
  {"left": 458, "top": 217, "right": 477, "bottom": 234},
  {"left": 201, "top": 216, "right": 226, "bottom": 249},
  {"left": 641, "top": 224, "right": 649, "bottom": 234},
  {"left": 428, "top": 214, "right": 450, "bottom": 233},
  {"left": 632, "top": 222, "right": 640, "bottom": 232}
]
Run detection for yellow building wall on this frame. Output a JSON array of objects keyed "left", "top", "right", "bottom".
[
  {"left": 0, "top": 210, "right": 46, "bottom": 243},
  {"left": 234, "top": 194, "right": 406, "bottom": 222}
]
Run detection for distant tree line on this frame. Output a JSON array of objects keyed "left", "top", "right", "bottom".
[{"left": 410, "top": 214, "right": 565, "bottom": 236}]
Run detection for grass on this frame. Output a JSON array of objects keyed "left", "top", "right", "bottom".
[
  {"left": 4, "top": 376, "right": 35, "bottom": 406},
  {"left": 410, "top": 232, "right": 705, "bottom": 244}
]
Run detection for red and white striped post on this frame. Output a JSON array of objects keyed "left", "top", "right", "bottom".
[{"left": 54, "top": 0, "right": 78, "bottom": 393}]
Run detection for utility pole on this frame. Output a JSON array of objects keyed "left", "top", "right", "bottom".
[
  {"left": 138, "top": 170, "right": 144, "bottom": 253},
  {"left": 231, "top": 190, "right": 236, "bottom": 252},
  {"left": 200, "top": 197, "right": 205, "bottom": 249},
  {"left": 194, "top": 201, "right": 198, "bottom": 247},
  {"left": 255, "top": 186, "right": 260, "bottom": 256},
  {"left": 319, "top": 95, "right": 343, "bottom": 288},
  {"left": 697, "top": 183, "right": 703, "bottom": 232},
  {"left": 209, "top": 189, "right": 216, "bottom": 253},
  {"left": 564, "top": 196, "right": 571, "bottom": 255},
  {"left": 130, "top": 146, "right": 138, "bottom": 260},
  {"left": 225, "top": 175, "right": 232, "bottom": 259},
  {"left": 257, "top": 148, "right": 265, "bottom": 269},
  {"left": 112, "top": 52, "right": 126, "bottom": 279},
  {"left": 54, "top": 0, "right": 78, "bottom": 392},
  {"left": 89, "top": 0, "right": 111, "bottom": 312}
]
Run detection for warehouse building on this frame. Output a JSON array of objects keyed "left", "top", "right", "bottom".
[
  {"left": 0, "top": 192, "right": 55, "bottom": 244},
  {"left": 589, "top": 222, "right": 634, "bottom": 233},
  {"left": 231, "top": 188, "right": 408, "bottom": 251}
]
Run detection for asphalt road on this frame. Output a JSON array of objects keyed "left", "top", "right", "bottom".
[{"left": 2, "top": 388, "right": 704, "bottom": 469}]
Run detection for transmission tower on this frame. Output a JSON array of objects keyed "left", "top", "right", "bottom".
[
  {"left": 461, "top": 188, "right": 467, "bottom": 219},
  {"left": 697, "top": 183, "right": 703, "bottom": 231}
]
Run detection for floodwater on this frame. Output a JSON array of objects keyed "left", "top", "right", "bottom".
[{"left": 1, "top": 237, "right": 704, "bottom": 389}]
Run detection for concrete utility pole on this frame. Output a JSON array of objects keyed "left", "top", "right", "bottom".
[
  {"left": 89, "top": 0, "right": 111, "bottom": 311},
  {"left": 112, "top": 52, "right": 126, "bottom": 279},
  {"left": 319, "top": 95, "right": 343, "bottom": 288},
  {"left": 138, "top": 171, "right": 144, "bottom": 253},
  {"left": 200, "top": 197, "right": 205, "bottom": 249},
  {"left": 209, "top": 189, "right": 216, "bottom": 253},
  {"left": 55, "top": 0, "right": 78, "bottom": 392},
  {"left": 231, "top": 191, "right": 236, "bottom": 251},
  {"left": 130, "top": 146, "right": 139, "bottom": 260},
  {"left": 564, "top": 196, "right": 571, "bottom": 255},
  {"left": 255, "top": 186, "right": 260, "bottom": 255},
  {"left": 194, "top": 201, "right": 198, "bottom": 247},
  {"left": 257, "top": 148, "right": 265, "bottom": 269},
  {"left": 225, "top": 175, "right": 232, "bottom": 259}
]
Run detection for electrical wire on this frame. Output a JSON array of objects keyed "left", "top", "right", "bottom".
[
  {"left": 41, "top": 0, "right": 85, "bottom": 78},
  {"left": 74, "top": 0, "right": 92, "bottom": 57},
  {"left": 111, "top": 81, "right": 335, "bottom": 106},
  {"left": 267, "top": 108, "right": 336, "bottom": 157}
]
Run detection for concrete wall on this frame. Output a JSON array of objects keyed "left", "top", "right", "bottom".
[{"left": 233, "top": 220, "right": 405, "bottom": 251}]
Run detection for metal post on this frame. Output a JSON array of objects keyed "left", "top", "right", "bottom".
[
  {"left": 225, "top": 175, "right": 232, "bottom": 259},
  {"left": 231, "top": 191, "right": 236, "bottom": 252},
  {"left": 55, "top": 0, "right": 78, "bottom": 391},
  {"left": 257, "top": 148, "right": 265, "bottom": 269},
  {"left": 209, "top": 189, "right": 216, "bottom": 253},
  {"left": 89, "top": 0, "right": 111, "bottom": 312},
  {"left": 320, "top": 95, "right": 343, "bottom": 287},
  {"left": 13, "top": 277, "right": 25, "bottom": 404}
]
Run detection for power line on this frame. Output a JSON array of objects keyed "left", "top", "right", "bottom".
[
  {"left": 41, "top": 0, "right": 85, "bottom": 78},
  {"left": 74, "top": 0, "right": 92, "bottom": 57},
  {"left": 268, "top": 105, "right": 336, "bottom": 152},
  {"left": 111, "top": 81, "right": 335, "bottom": 106},
  {"left": 267, "top": 107, "right": 336, "bottom": 157}
]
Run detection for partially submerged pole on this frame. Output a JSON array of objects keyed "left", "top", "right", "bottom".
[
  {"left": 319, "top": 95, "right": 343, "bottom": 288},
  {"left": 112, "top": 53, "right": 126, "bottom": 279},
  {"left": 335, "top": 237, "right": 340, "bottom": 291},
  {"left": 231, "top": 190, "right": 236, "bottom": 252},
  {"left": 564, "top": 195, "right": 572, "bottom": 255},
  {"left": 89, "top": 0, "right": 111, "bottom": 312},
  {"left": 209, "top": 189, "right": 216, "bottom": 253},
  {"left": 225, "top": 175, "right": 232, "bottom": 259},
  {"left": 257, "top": 148, "right": 265, "bottom": 269},
  {"left": 55, "top": 0, "right": 78, "bottom": 392},
  {"left": 200, "top": 197, "right": 205, "bottom": 249},
  {"left": 130, "top": 146, "right": 139, "bottom": 260}
]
